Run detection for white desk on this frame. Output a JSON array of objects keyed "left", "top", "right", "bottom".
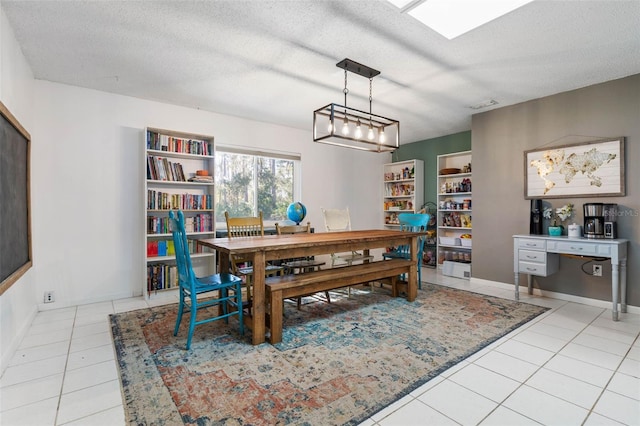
[{"left": 513, "top": 234, "right": 628, "bottom": 320}]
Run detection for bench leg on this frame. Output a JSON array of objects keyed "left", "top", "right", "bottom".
[{"left": 270, "top": 290, "right": 284, "bottom": 344}]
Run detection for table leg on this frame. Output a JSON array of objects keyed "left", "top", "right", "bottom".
[
  {"left": 217, "top": 251, "right": 231, "bottom": 316},
  {"left": 407, "top": 236, "right": 418, "bottom": 302},
  {"left": 612, "top": 262, "right": 619, "bottom": 321},
  {"left": 621, "top": 259, "right": 627, "bottom": 314},
  {"left": 252, "top": 251, "right": 266, "bottom": 344},
  {"left": 269, "top": 290, "right": 283, "bottom": 344},
  {"left": 219, "top": 250, "right": 230, "bottom": 274},
  {"left": 514, "top": 272, "right": 520, "bottom": 300}
]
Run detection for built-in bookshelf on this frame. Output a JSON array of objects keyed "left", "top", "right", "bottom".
[
  {"left": 383, "top": 159, "right": 424, "bottom": 227},
  {"left": 436, "top": 151, "right": 472, "bottom": 279},
  {"left": 144, "top": 127, "right": 216, "bottom": 298}
]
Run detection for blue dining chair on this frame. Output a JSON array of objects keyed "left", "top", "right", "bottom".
[
  {"left": 169, "top": 210, "right": 244, "bottom": 350},
  {"left": 382, "top": 212, "right": 430, "bottom": 289}
]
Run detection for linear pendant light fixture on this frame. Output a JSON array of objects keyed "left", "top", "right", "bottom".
[{"left": 313, "top": 58, "right": 399, "bottom": 152}]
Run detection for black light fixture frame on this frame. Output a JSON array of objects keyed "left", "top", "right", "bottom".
[
  {"left": 336, "top": 58, "right": 380, "bottom": 78},
  {"left": 313, "top": 58, "right": 399, "bottom": 153}
]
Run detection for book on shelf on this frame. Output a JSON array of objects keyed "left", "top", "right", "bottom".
[
  {"left": 147, "top": 263, "right": 177, "bottom": 292},
  {"left": 146, "top": 155, "right": 188, "bottom": 182},
  {"left": 147, "top": 191, "right": 213, "bottom": 211},
  {"left": 147, "top": 263, "right": 179, "bottom": 292},
  {"left": 174, "top": 163, "right": 185, "bottom": 181},
  {"left": 147, "top": 241, "right": 158, "bottom": 257},
  {"left": 188, "top": 175, "right": 213, "bottom": 183},
  {"left": 147, "top": 216, "right": 168, "bottom": 234},
  {"left": 157, "top": 240, "right": 167, "bottom": 257},
  {"left": 169, "top": 266, "right": 177, "bottom": 290},
  {"left": 159, "top": 157, "right": 169, "bottom": 181},
  {"left": 148, "top": 214, "right": 213, "bottom": 235},
  {"left": 147, "top": 130, "right": 212, "bottom": 156}
]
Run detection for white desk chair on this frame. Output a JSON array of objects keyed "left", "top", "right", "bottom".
[
  {"left": 321, "top": 207, "right": 374, "bottom": 267},
  {"left": 321, "top": 207, "right": 375, "bottom": 296}
]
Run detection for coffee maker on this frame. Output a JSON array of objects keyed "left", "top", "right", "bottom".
[
  {"left": 603, "top": 203, "right": 618, "bottom": 239},
  {"left": 530, "top": 199, "right": 543, "bottom": 235},
  {"left": 583, "top": 203, "right": 604, "bottom": 239}
]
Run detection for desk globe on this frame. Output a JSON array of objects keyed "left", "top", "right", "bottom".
[{"left": 287, "top": 202, "right": 307, "bottom": 225}]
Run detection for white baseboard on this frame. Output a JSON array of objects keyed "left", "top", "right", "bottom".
[
  {"left": 470, "top": 277, "right": 640, "bottom": 315},
  {"left": 36, "top": 290, "right": 137, "bottom": 312}
]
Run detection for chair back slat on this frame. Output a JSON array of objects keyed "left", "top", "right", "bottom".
[
  {"left": 396, "top": 213, "right": 430, "bottom": 255},
  {"left": 275, "top": 222, "right": 311, "bottom": 235},
  {"left": 225, "top": 211, "right": 264, "bottom": 237},
  {"left": 169, "top": 210, "right": 195, "bottom": 288},
  {"left": 398, "top": 212, "right": 430, "bottom": 231},
  {"left": 321, "top": 207, "right": 352, "bottom": 232}
]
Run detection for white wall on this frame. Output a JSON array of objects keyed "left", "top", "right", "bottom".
[
  {"left": 0, "top": 78, "right": 387, "bottom": 369},
  {"left": 29, "top": 82, "right": 387, "bottom": 302},
  {"left": 0, "top": 10, "right": 387, "bottom": 371},
  {"left": 0, "top": 8, "right": 38, "bottom": 373}
]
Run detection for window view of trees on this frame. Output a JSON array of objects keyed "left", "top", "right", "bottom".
[{"left": 215, "top": 152, "right": 294, "bottom": 225}]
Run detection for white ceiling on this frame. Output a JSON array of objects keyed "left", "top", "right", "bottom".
[{"left": 3, "top": 0, "right": 640, "bottom": 144}]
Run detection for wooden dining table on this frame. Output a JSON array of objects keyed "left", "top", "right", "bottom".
[{"left": 197, "top": 229, "right": 423, "bottom": 345}]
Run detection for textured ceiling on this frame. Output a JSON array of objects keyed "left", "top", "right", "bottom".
[{"left": 3, "top": 0, "right": 640, "bottom": 144}]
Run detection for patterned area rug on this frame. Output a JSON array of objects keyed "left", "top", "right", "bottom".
[{"left": 110, "top": 283, "right": 548, "bottom": 425}]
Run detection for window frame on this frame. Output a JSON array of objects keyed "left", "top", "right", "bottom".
[{"left": 214, "top": 145, "right": 301, "bottom": 230}]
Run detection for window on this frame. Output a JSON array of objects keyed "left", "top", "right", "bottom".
[{"left": 215, "top": 147, "right": 300, "bottom": 228}]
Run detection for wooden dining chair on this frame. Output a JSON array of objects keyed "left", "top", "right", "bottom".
[
  {"left": 382, "top": 212, "right": 430, "bottom": 289},
  {"left": 224, "top": 211, "right": 284, "bottom": 313},
  {"left": 225, "top": 211, "right": 265, "bottom": 237},
  {"left": 169, "top": 210, "right": 244, "bottom": 350},
  {"left": 275, "top": 222, "right": 329, "bottom": 309}
]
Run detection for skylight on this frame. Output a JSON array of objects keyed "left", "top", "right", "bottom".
[{"left": 394, "top": 0, "right": 534, "bottom": 40}]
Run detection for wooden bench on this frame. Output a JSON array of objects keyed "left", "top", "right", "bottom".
[{"left": 266, "top": 258, "right": 413, "bottom": 343}]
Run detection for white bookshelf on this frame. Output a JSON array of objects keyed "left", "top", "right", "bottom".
[
  {"left": 436, "top": 151, "right": 472, "bottom": 278},
  {"left": 383, "top": 159, "right": 424, "bottom": 227},
  {"left": 143, "top": 127, "right": 216, "bottom": 298}
]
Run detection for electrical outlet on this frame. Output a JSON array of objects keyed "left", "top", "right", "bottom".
[
  {"left": 593, "top": 265, "right": 603, "bottom": 277},
  {"left": 44, "top": 291, "right": 55, "bottom": 303}
]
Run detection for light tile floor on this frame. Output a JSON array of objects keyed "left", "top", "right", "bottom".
[{"left": 1, "top": 269, "right": 639, "bottom": 425}]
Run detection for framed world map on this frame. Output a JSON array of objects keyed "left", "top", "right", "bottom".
[{"left": 524, "top": 137, "right": 625, "bottom": 199}]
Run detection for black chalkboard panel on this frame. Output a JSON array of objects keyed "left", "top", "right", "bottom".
[{"left": 0, "top": 101, "right": 32, "bottom": 294}]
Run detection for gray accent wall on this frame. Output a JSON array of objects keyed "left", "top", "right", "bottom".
[{"left": 472, "top": 74, "right": 639, "bottom": 307}]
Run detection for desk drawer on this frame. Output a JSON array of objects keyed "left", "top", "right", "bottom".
[
  {"left": 518, "top": 257, "right": 559, "bottom": 276},
  {"left": 518, "top": 252, "right": 559, "bottom": 277},
  {"left": 518, "top": 239, "right": 546, "bottom": 250},
  {"left": 519, "top": 261, "right": 548, "bottom": 276},
  {"left": 547, "top": 241, "right": 610, "bottom": 256},
  {"left": 519, "top": 250, "right": 546, "bottom": 263}
]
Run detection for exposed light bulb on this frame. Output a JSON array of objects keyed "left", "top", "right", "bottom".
[
  {"left": 341, "top": 117, "right": 349, "bottom": 135},
  {"left": 327, "top": 120, "right": 334, "bottom": 133},
  {"left": 354, "top": 120, "right": 363, "bottom": 139},
  {"left": 367, "top": 123, "right": 375, "bottom": 140},
  {"left": 379, "top": 127, "right": 386, "bottom": 143}
]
